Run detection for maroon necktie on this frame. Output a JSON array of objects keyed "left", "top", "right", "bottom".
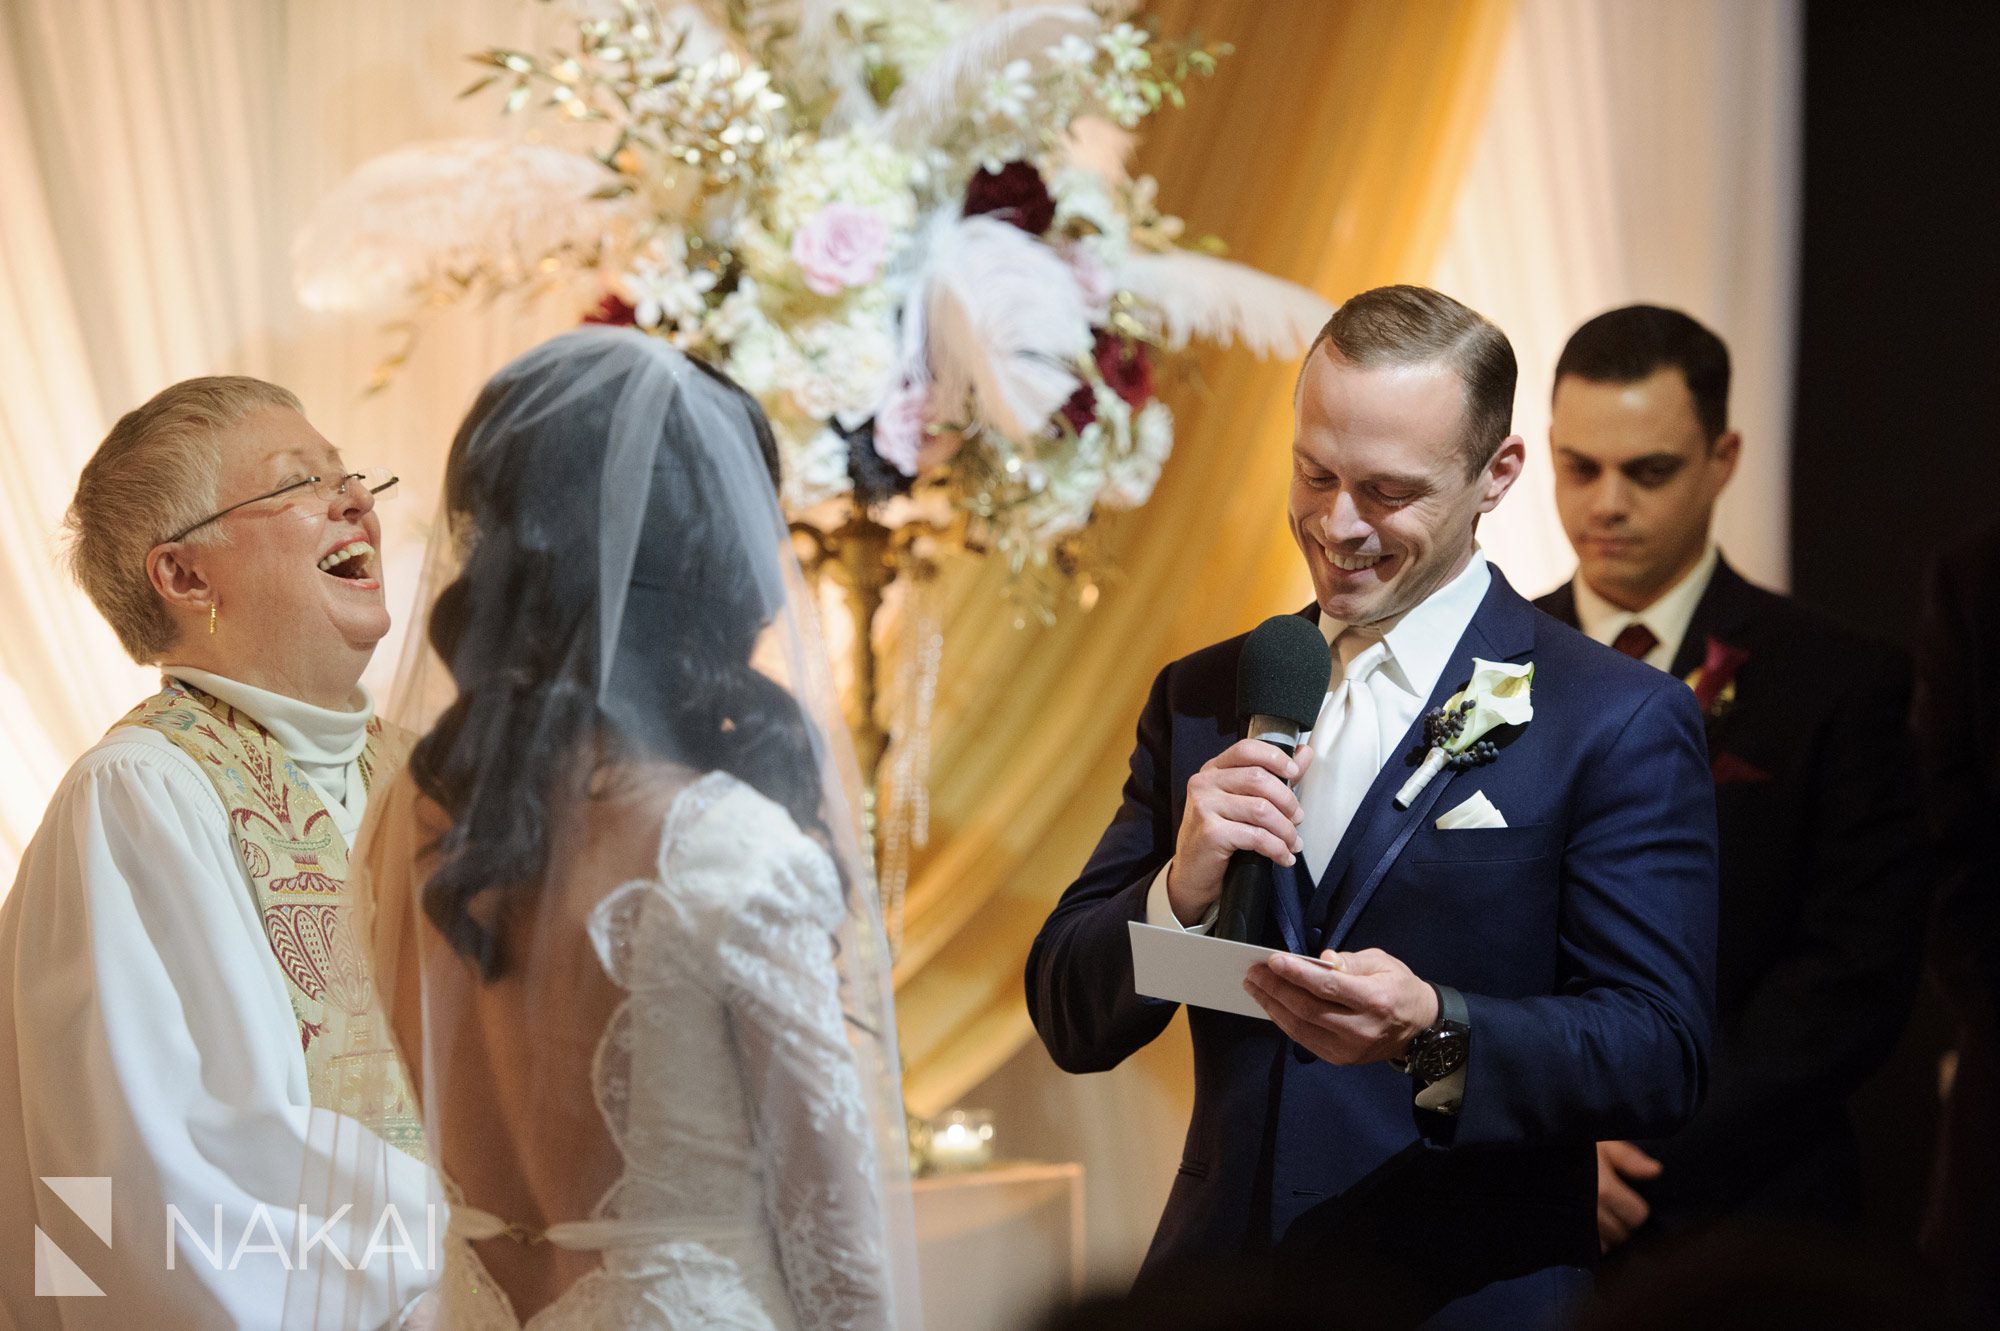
[{"left": 1611, "top": 622, "right": 1660, "bottom": 660}]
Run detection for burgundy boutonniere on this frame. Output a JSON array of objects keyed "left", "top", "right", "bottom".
[
  {"left": 1682, "top": 635, "right": 1749, "bottom": 718},
  {"left": 582, "top": 293, "right": 638, "bottom": 327}
]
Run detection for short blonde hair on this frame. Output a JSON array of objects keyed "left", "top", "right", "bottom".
[{"left": 63, "top": 376, "right": 303, "bottom": 662}]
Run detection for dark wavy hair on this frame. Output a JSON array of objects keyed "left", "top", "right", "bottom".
[{"left": 409, "top": 345, "right": 831, "bottom": 979}]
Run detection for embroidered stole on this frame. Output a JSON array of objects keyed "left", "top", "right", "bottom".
[{"left": 119, "top": 679, "right": 426, "bottom": 1161}]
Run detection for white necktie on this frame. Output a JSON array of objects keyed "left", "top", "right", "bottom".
[{"left": 1297, "top": 632, "right": 1389, "bottom": 882}]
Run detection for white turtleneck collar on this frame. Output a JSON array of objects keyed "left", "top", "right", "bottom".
[{"left": 159, "top": 665, "right": 375, "bottom": 835}]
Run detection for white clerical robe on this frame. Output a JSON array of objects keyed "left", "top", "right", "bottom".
[{"left": 0, "top": 671, "right": 434, "bottom": 1329}]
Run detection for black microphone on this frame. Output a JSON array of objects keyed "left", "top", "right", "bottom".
[{"left": 1212, "top": 615, "right": 1333, "bottom": 944}]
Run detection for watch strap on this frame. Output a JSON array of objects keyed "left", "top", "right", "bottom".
[
  {"left": 1433, "top": 982, "right": 1468, "bottom": 1029},
  {"left": 1393, "top": 984, "right": 1470, "bottom": 1078}
]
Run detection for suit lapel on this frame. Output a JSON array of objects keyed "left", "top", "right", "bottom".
[
  {"left": 1306, "top": 569, "right": 1540, "bottom": 952},
  {"left": 1667, "top": 557, "right": 1755, "bottom": 682},
  {"left": 1270, "top": 858, "right": 1307, "bottom": 955},
  {"left": 1538, "top": 580, "right": 1579, "bottom": 630}
]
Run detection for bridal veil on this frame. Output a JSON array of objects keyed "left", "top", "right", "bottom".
[{"left": 285, "top": 326, "right": 919, "bottom": 1329}]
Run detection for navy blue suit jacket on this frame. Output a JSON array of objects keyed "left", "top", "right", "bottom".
[{"left": 1026, "top": 566, "right": 1719, "bottom": 1316}]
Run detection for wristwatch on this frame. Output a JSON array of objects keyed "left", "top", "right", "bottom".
[{"left": 1394, "top": 983, "right": 1470, "bottom": 1086}]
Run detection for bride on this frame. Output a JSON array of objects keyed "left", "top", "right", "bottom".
[{"left": 321, "top": 327, "right": 917, "bottom": 1328}]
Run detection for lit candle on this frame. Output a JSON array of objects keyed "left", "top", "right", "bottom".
[{"left": 925, "top": 1109, "right": 994, "bottom": 1173}]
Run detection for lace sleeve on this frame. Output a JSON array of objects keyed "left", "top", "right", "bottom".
[{"left": 717, "top": 831, "right": 897, "bottom": 1331}]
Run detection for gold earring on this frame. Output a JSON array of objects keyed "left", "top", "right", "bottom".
[{"left": 208, "top": 603, "right": 217, "bottom": 636}]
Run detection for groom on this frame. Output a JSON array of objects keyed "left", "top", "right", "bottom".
[{"left": 1027, "top": 286, "right": 1718, "bottom": 1328}]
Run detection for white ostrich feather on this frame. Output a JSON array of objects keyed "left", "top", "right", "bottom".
[
  {"left": 1118, "top": 249, "right": 1334, "bottom": 359},
  {"left": 918, "top": 214, "right": 1091, "bottom": 443},
  {"left": 789, "top": 0, "right": 850, "bottom": 51},
  {"left": 876, "top": 4, "right": 1099, "bottom": 148},
  {"left": 779, "top": 0, "right": 880, "bottom": 132},
  {"left": 657, "top": 3, "right": 744, "bottom": 64},
  {"left": 294, "top": 140, "right": 623, "bottom": 312}
]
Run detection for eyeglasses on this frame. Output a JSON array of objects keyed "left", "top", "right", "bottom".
[{"left": 161, "top": 470, "right": 399, "bottom": 544}]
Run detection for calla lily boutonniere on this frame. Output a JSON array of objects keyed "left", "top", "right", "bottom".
[
  {"left": 1394, "top": 658, "right": 1535, "bottom": 808},
  {"left": 1683, "top": 636, "right": 1749, "bottom": 718}
]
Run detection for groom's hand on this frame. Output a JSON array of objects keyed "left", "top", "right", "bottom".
[
  {"left": 1168, "top": 741, "right": 1313, "bottom": 924},
  {"left": 1594, "top": 1140, "right": 1663, "bottom": 1251},
  {"left": 1244, "top": 948, "right": 1438, "bottom": 1065}
]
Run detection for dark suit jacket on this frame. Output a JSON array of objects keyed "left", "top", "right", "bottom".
[
  {"left": 1539, "top": 556, "right": 1930, "bottom": 1235},
  {"left": 1026, "top": 566, "right": 1718, "bottom": 1322}
]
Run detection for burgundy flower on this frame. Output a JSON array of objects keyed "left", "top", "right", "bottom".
[
  {"left": 584, "top": 293, "right": 638, "bottom": 326},
  {"left": 1691, "top": 635, "right": 1750, "bottom": 715},
  {"left": 963, "top": 161, "right": 1057, "bottom": 235},
  {"left": 1058, "top": 385, "right": 1093, "bottom": 433},
  {"left": 1096, "top": 330, "right": 1153, "bottom": 409},
  {"left": 1710, "top": 751, "right": 1773, "bottom": 785},
  {"left": 1059, "top": 384, "right": 1095, "bottom": 433},
  {"left": 1060, "top": 330, "right": 1154, "bottom": 433}
]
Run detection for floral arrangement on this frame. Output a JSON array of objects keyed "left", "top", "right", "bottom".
[
  {"left": 1395, "top": 659, "right": 1535, "bottom": 808},
  {"left": 295, "top": 0, "right": 1330, "bottom": 581}
]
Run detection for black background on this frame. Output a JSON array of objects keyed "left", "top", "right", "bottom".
[
  {"left": 1792, "top": 0, "right": 2000, "bottom": 1244},
  {"left": 1792, "top": 2, "right": 2000, "bottom": 637}
]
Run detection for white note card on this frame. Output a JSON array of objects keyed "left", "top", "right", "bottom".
[{"left": 1128, "top": 921, "right": 1334, "bottom": 1020}]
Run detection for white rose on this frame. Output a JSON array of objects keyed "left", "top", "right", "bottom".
[
  {"left": 789, "top": 371, "right": 845, "bottom": 422},
  {"left": 781, "top": 424, "right": 855, "bottom": 510},
  {"left": 708, "top": 277, "right": 764, "bottom": 343},
  {"left": 1053, "top": 169, "right": 1127, "bottom": 242},
  {"left": 1100, "top": 399, "right": 1173, "bottom": 510},
  {"left": 1020, "top": 455, "right": 1104, "bottom": 542},
  {"left": 725, "top": 315, "right": 790, "bottom": 396},
  {"left": 1091, "top": 383, "right": 1133, "bottom": 452}
]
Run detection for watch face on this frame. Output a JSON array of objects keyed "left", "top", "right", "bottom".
[{"left": 1412, "top": 1025, "right": 1469, "bottom": 1083}]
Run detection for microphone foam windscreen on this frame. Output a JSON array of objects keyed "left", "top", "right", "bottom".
[{"left": 1237, "top": 615, "right": 1335, "bottom": 728}]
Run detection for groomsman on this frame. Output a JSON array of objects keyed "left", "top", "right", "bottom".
[
  {"left": 1535, "top": 305, "right": 1932, "bottom": 1251},
  {"left": 1030, "top": 286, "right": 1718, "bottom": 1327}
]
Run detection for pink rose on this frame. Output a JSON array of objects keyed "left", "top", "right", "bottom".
[
  {"left": 870, "top": 382, "right": 933, "bottom": 477},
  {"left": 791, "top": 204, "right": 891, "bottom": 297}
]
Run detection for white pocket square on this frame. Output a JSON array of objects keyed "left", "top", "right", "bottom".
[{"left": 1435, "top": 791, "right": 1508, "bottom": 829}]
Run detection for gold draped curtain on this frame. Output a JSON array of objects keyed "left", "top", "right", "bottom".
[{"left": 894, "top": 0, "right": 1516, "bottom": 1117}]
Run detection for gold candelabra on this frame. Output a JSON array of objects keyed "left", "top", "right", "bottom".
[{"left": 791, "top": 512, "right": 944, "bottom": 951}]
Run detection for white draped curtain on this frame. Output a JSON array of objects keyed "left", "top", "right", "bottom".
[
  {"left": 0, "top": 0, "right": 577, "bottom": 870},
  {"left": 1439, "top": 0, "right": 1802, "bottom": 596}
]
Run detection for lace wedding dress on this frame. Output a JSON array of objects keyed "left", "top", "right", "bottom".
[
  {"left": 308, "top": 329, "right": 916, "bottom": 1330},
  {"left": 419, "top": 772, "right": 894, "bottom": 1330}
]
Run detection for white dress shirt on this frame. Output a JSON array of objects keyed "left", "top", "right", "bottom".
[
  {"left": 1147, "top": 550, "right": 1495, "bottom": 930},
  {"left": 1571, "top": 544, "right": 1719, "bottom": 674},
  {"left": 0, "top": 671, "right": 432, "bottom": 1328}
]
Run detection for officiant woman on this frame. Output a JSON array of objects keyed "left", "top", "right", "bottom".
[{"left": 0, "top": 377, "right": 434, "bottom": 1329}]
